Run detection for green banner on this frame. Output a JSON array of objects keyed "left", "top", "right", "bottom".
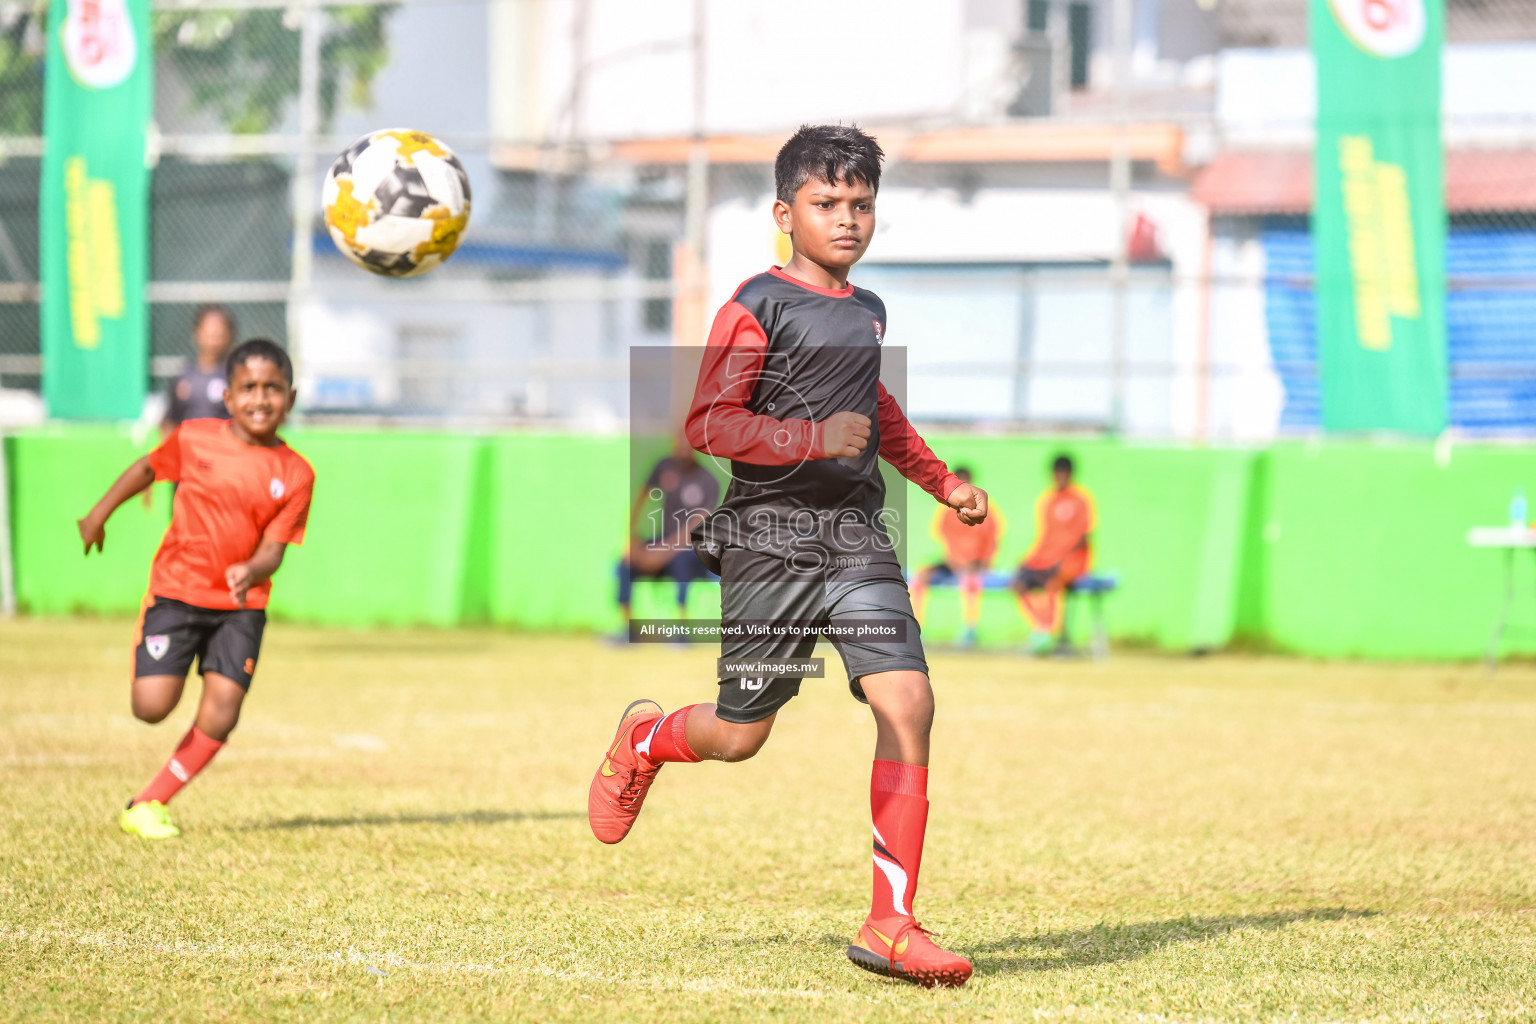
[
  {"left": 1311, "top": 0, "right": 1446, "bottom": 435},
  {"left": 40, "top": 0, "right": 152, "bottom": 420}
]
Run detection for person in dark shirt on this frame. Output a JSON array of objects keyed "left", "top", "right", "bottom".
[
  {"left": 164, "top": 305, "right": 236, "bottom": 431},
  {"left": 618, "top": 437, "right": 721, "bottom": 621},
  {"left": 585, "top": 125, "right": 988, "bottom": 988}
]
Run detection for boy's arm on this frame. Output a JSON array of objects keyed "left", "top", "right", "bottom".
[
  {"left": 225, "top": 465, "right": 313, "bottom": 606},
  {"left": 225, "top": 539, "right": 287, "bottom": 609},
  {"left": 1025, "top": 491, "right": 1048, "bottom": 560},
  {"left": 684, "top": 302, "right": 869, "bottom": 464},
  {"left": 874, "top": 383, "right": 959, "bottom": 500},
  {"left": 874, "top": 384, "right": 988, "bottom": 524},
  {"left": 77, "top": 456, "right": 157, "bottom": 555}
]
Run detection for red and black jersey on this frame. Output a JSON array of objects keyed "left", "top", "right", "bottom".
[{"left": 685, "top": 267, "right": 960, "bottom": 577}]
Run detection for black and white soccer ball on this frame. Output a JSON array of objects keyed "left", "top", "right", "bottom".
[{"left": 322, "top": 129, "right": 472, "bottom": 278}]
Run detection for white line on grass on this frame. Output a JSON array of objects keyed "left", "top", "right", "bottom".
[
  {"left": 0, "top": 754, "right": 112, "bottom": 767},
  {"left": 0, "top": 928, "right": 833, "bottom": 1000}
]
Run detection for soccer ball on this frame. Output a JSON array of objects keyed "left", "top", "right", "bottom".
[{"left": 323, "top": 129, "right": 472, "bottom": 277}]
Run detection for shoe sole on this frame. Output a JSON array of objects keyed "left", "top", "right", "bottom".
[
  {"left": 845, "top": 944, "right": 971, "bottom": 989},
  {"left": 615, "top": 698, "right": 663, "bottom": 729}
]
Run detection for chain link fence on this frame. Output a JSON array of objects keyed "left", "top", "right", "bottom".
[{"left": 1, "top": 0, "right": 1535, "bottom": 436}]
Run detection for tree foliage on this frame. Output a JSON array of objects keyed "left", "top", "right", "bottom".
[
  {"left": 154, "top": 6, "right": 394, "bottom": 134},
  {"left": 0, "top": 4, "right": 394, "bottom": 137},
  {"left": 0, "top": 1, "right": 47, "bottom": 136}
]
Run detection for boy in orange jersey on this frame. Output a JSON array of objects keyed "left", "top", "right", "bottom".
[
  {"left": 1015, "top": 454, "right": 1095, "bottom": 650},
  {"left": 910, "top": 466, "right": 1003, "bottom": 647},
  {"left": 77, "top": 339, "right": 314, "bottom": 839}
]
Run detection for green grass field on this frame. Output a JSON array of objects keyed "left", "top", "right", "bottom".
[{"left": 3, "top": 616, "right": 1535, "bottom": 1023}]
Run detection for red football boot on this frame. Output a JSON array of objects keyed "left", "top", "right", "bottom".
[
  {"left": 846, "top": 917, "right": 974, "bottom": 988},
  {"left": 587, "top": 698, "right": 665, "bottom": 844}
]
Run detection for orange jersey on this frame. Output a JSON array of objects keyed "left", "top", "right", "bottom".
[
  {"left": 146, "top": 419, "right": 315, "bottom": 610},
  {"left": 1023, "top": 484, "right": 1095, "bottom": 570},
  {"left": 931, "top": 502, "right": 1002, "bottom": 566}
]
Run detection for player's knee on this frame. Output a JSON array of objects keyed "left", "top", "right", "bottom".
[
  {"left": 913, "top": 697, "right": 936, "bottom": 736},
  {"left": 203, "top": 696, "right": 243, "bottom": 729},
  {"left": 895, "top": 678, "right": 936, "bottom": 733},
  {"left": 195, "top": 703, "right": 240, "bottom": 740},
  {"left": 131, "top": 698, "right": 172, "bottom": 724},
  {"left": 715, "top": 723, "right": 771, "bottom": 762}
]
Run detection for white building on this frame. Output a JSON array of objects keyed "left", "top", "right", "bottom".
[{"left": 295, "top": 0, "right": 1536, "bottom": 436}]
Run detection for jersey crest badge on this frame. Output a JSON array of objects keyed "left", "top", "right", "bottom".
[
  {"left": 145, "top": 635, "right": 169, "bottom": 660},
  {"left": 873, "top": 319, "right": 884, "bottom": 344},
  {"left": 270, "top": 478, "right": 285, "bottom": 500}
]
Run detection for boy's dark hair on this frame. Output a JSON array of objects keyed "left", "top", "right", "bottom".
[
  {"left": 226, "top": 338, "right": 293, "bottom": 386},
  {"left": 193, "top": 303, "right": 236, "bottom": 338},
  {"left": 953, "top": 465, "right": 973, "bottom": 483},
  {"left": 775, "top": 124, "right": 885, "bottom": 204},
  {"left": 1053, "top": 454, "right": 1074, "bottom": 475}
]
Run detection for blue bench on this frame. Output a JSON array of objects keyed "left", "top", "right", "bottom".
[{"left": 916, "top": 569, "right": 1120, "bottom": 659}]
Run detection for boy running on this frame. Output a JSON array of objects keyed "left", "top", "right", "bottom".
[
  {"left": 77, "top": 339, "right": 313, "bottom": 839},
  {"left": 587, "top": 125, "right": 988, "bottom": 988}
]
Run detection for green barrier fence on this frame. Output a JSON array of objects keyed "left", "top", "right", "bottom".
[
  {"left": 1241, "top": 442, "right": 1536, "bottom": 659},
  {"left": 900, "top": 439, "right": 1255, "bottom": 650},
  {"left": 484, "top": 433, "right": 628, "bottom": 632},
  {"left": 264, "top": 431, "right": 486, "bottom": 628},
  {"left": 10, "top": 426, "right": 170, "bottom": 616},
  {"left": 6, "top": 427, "right": 1534, "bottom": 660}
]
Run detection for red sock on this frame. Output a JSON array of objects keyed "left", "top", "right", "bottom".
[
  {"left": 635, "top": 705, "right": 702, "bottom": 765},
  {"left": 870, "top": 759, "right": 929, "bottom": 926},
  {"left": 134, "top": 725, "right": 224, "bottom": 806}
]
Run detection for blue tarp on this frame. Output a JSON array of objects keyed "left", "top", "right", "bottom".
[{"left": 1261, "top": 223, "right": 1536, "bottom": 433}]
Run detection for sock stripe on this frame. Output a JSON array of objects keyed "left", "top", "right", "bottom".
[{"left": 638, "top": 705, "right": 702, "bottom": 765}]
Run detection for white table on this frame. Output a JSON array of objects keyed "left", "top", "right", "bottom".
[{"left": 1467, "top": 526, "right": 1536, "bottom": 671}]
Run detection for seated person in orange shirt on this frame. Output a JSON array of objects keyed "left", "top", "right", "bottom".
[
  {"left": 1015, "top": 454, "right": 1095, "bottom": 650},
  {"left": 911, "top": 467, "right": 1002, "bottom": 647}
]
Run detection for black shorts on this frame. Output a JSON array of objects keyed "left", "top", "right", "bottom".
[
  {"left": 1015, "top": 565, "right": 1058, "bottom": 591},
  {"left": 921, "top": 561, "right": 957, "bottom": 584},
  {"left": 133, "top": 596, "right": 266, "bottom": 690},
  {"left": 714, "top": 547, "right": 928, "bottom": 724}
]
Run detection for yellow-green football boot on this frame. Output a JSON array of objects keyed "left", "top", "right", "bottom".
[{"left": 120, "top": 800, "right": 180, "bottom": 839}]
